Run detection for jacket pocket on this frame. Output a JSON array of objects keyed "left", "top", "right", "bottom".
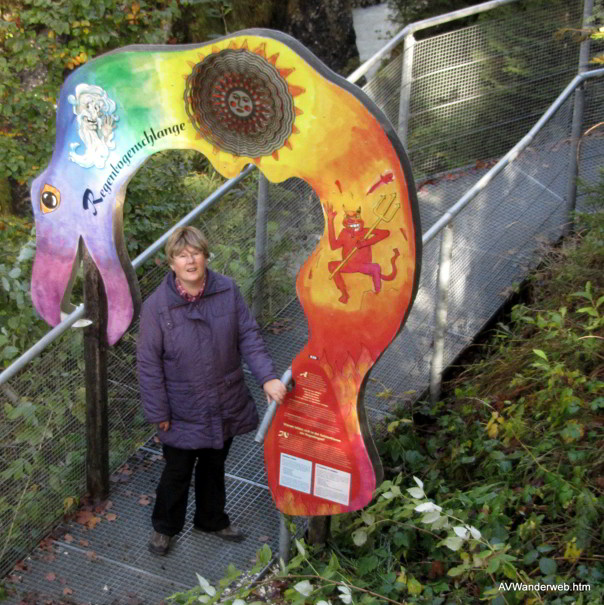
[
  {"left": 222, "top": 366, "right": 251, "bottom": 420},
  {"left": 159, "top": 310, "right": 178, "bottom": 358},
  {"left": 165, "top": 381, "right": 192, "bottom": 401},
  {"left": 165, "top": 381, "right": 201, "bottom": 422},
  {"left": 224, "top": 366, "right": 244, "bottom": 387}
]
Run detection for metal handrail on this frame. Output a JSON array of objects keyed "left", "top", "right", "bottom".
[
  {"left": 255, "top": 367, "right": 293, "bottom": 443},
  {"left": 347, "top": 0, "right": 520, "bottom": 84},
  {"left": 0, "top": 164, "right": 255, "bottom": 385}
]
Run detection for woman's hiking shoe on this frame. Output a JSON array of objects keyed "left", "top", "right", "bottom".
[
  {"left": 148, "top": 530, "right": 171, "bottom": 555},
  {"left": 214, "top": 525, "right": 245, "bottom": 542},
  {"left": 195, "top": 524, "right": 245, "bottom": 542}
]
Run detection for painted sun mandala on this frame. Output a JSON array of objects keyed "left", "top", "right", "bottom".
[{"left": 184, "top": 47, "right": 297, "bottom": 158}]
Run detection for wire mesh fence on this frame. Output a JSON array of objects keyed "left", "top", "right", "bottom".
[
  {"left": 363, "top": 0, "right": 584, "bottom": 178},
  {"left": 1, "top": 0, "right": 603, "bottom": 594}
]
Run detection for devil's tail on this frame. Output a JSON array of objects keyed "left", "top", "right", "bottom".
[{"left": 380, "top": 247, "right": 400, "bottom": 281}]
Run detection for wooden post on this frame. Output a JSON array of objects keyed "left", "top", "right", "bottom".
[
  {"left": 307, "top": 516, "right": 331, "bottom": 545},
  {"left": 83, "top": 247, "right": 109, "bottom": 501}
]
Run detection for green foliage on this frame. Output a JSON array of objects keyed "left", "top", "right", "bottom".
[
  {"left": 182, "top": 0, "right": 279, "bottom": 42},
  {"left": 557, "top": 0, "right": 604, "bottom": 65},
  {"left": 0, "top": 215, "right": 46, "bottom": 366},
  {"left": 0, "top": 0, "right": 283, "bottom": 209},
  {"left": 122, "top": 150, "right": 217, "bottom": 259},
  {"left": 0, "top": 1, "right": 185, "bottom": 190},
  {"left": 168, "top": 545, "right": 271, "bottom": 604},
  {"left": 371, "top": 197, "right": 604, "bottom": 601},
  {"left": 0, "top": 323, "right": 152, "bottom": 567}
]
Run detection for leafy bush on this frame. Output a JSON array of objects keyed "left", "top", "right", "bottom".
[
  {"left": 0, "top": 0, "right": 184, "bottom": 194},
  {"left": 0, "top": 215, "right": 45, "bottom": 366}
]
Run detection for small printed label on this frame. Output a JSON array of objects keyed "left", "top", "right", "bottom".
[
  {"left": 314, "top": 464, "right": 351, "bottom": 505},
  {"left": 279, "top": 453, "right": 312, "bottom": 494}
]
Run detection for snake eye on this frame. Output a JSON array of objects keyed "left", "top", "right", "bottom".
[{"left": 40, "top": 184, "right": 61, "bottom": 214}]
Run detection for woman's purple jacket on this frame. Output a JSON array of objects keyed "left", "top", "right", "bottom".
[{"left": 136, "top": 269, "right": 277, "bottom": 450}]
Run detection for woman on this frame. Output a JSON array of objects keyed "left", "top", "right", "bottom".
[{"left": 137, "top": 226, "right": 286, "bottom": 555}]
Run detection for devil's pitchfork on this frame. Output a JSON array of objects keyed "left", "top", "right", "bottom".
[{"left": 329, "top": 193, "right": 400, "bottom": 280}]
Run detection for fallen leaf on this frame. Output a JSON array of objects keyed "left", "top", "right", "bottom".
[
  {"left": 106, "top": 513, "right": 117, "bottom": 522},
  {"left": 63, "top": 587, "right": 73, "bottom": 596},
  {"left": 475, "top": 158, "right": 496, "bottom": 170},
  {"left": 75, "top": 510, "right": 94, "bottom": 525},
  {"left": 93, "top": 499, "right": 113, "bottom": 514},
  {"left": 257, "top": 535, "right": 270, "bottom": 542},
  {"left": 64, "top": 534, "right": 74, "bottom": 543},
  {"left": 42, "top": 553, "right": 56, "bottom": 563},
  {"left": 45, "top": 572, "right": 56, "bottom": 582},
  {"left": 79, "top": 539, "right": 89, "bottom": 547},
  {"left": 110, "top": 473, "right": 130, "bottom": 484},
  {"left": 138, "top": 496, "right": 151, "bottom": 506},
  {"left": 418, "top": 178, "right": 436, "bottom": 191},
  {"left": 429, "top": 561, "right": 445, "bottom": 579},
  {"left": 38, "top": 537, "right": 55, "bottom": 551},
  {"left": 86, "top": 550, "right": 97, "bottom": 561}
]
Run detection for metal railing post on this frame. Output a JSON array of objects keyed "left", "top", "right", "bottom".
[
  {"left": 279, "top": 514, "right": 291, "bottom": 564},
  {"left": 398, "top": 33, "right": 415, "bottom": 147},
  {"left": 253, "top": 174, "right": 269, "bottom": 319},
  {"left": 430, "top": 222, "right": 453, "bottom": 403},
  {"left": 565, "top": 0, "right": 594, "bottom": 236}
]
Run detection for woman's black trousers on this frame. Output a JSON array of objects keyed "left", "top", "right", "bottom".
[{"left": 151, "top": 438, "right": 233, "bottom": 536}]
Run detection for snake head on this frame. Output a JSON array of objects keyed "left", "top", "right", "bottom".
[{"left": 30, "top": 159, "right": 139, "bottom": 345}]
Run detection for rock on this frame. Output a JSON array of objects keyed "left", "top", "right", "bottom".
[{"left": 280, "top": 0, "right": 359, "bottom": 75}]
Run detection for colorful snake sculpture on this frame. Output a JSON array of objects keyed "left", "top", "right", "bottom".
[{"left": 30, "top": 30, "right": 421, "bottom": 515}]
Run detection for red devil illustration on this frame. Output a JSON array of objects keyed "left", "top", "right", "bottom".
[{"left": 326, "top": 196, "right": 400, "bottom": 303}]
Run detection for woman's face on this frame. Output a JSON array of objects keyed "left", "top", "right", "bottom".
[{"left": 169, "top": 245, "right": 206, "bottom": 287}]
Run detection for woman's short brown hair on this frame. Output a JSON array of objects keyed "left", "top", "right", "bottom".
[{"left": 165, "top": 226, "right": 210, "bottom": 261}]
